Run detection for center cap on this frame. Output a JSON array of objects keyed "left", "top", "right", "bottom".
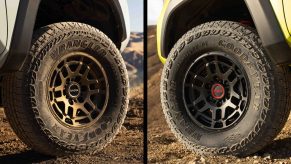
[
  {"left": 67, "top": 82, "right": 81, "bottom": 98},
  {"left": 211, "top": 83, "right": 225, "bottom": 99}
]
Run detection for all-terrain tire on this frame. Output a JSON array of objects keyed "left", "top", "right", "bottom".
[
  {"left": 161, "top": 21, "right": 291, "bottom": 156},
  {"left": 2, "top": 22, "right": 129, "bottom": 156}
]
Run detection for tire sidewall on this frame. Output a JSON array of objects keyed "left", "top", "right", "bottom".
[
  {"left": 162, "top": 28, "right": 272, "bottom": 149},
  {"left": 30, "top": 26, "right": 128, "bottom": 149}
]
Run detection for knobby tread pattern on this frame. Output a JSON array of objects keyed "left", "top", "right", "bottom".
[
  {"left": 2, "top": 22, "right": 129, "bottom": 156},
  {"left": 161, "top": 21, "right": 291, "bottom": 156}
]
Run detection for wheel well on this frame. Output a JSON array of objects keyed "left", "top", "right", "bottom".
[
  {"left": 34, "top": 0, "right": 123, "bottom": 48},
  {"left": 164, "top": 0, "right": 254, "bottom": 56}
]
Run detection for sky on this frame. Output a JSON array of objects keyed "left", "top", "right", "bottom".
[
  {"left": 147, "top": 0, "right": 163, "bottom": 25},
  {"left": 128, "top": 0, "right": 143, "bottom": 32}
]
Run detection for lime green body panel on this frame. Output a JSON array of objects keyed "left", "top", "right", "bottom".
[
  {"left": 157, "top": 0, "right": 291, "bottom": 64},
  {"left": 270, "top": 0, "right": 291, "bottom": 46},
  {"left": 284, "top": 0, "right": 291, "bottom": 36}
]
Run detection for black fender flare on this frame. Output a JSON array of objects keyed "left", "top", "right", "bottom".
[{"left": 1, "top": 0, "right": 41, "bottom": 72}]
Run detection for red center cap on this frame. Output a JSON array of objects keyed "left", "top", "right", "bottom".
[{"left": 211, "top": 83, "right": 225, "bottom": 99}]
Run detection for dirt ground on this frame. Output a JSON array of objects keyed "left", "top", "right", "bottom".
[
  {"left": 0, "top": 86, "right": 144, "bottom": 164},
  {"left": 147, "top": 26, "right": 291, "bottom": 164}
]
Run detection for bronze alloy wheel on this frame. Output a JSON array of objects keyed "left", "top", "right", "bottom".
[
  {"left": 47, "top": 51, "right": 109, "bottom": 128},
  {"left": 2, "top": 22, "right": 129, "bottom": 156}
]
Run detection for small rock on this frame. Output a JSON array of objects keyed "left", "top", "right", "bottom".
[
  {"left": 236, "top": 159, "right": 241, "bottom": 162},
  {"left": 263, "top": 153, "right": 271, "bottom": 160},
  {"left": 187, "top": 161, "right": 197, "bottom": 164},
  {"left": 120, "top": 126, "right": 127, "bottom": 132},
  {"left": 225, "top": 159, "right": 229, "bottom": 163},
  {"left": 200, "top": 157, "right": 206, "bottom": 163},
  {"left": 253, "top": 155, "right": 258, "bottom": 159},
  {"left": 253, "top": 160, "right": 259, "bottom": 164},
  {"left": 246, "top": 157, "right": 250, "bottom": 160}
]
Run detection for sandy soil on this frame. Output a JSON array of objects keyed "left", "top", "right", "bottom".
[
  {"left": 147, "top": 26, "right": 291, "bottom": 164},
  {"left": 0, "top": 91, "right": 143, "bottom": 163}
]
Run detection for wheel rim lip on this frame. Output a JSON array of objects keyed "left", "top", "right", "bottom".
[
  {"left": 46, "top": 51, "right": 109, "bottom": 129},
  {"left": 182, "top": 51, "right": 251, "bottom": 131}
]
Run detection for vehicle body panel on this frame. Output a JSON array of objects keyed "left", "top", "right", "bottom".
[
  {"left": 284, "top": 0, "right": 291, "bottom": 36},
  {"left": 0, "top": 0, "right": 130, "bottom": 72},
  {"left": 157, "top": 0, "right": 170, "bottom": 64},
  {"left": 157, "top": 0, "right": 291, "bottom": 65},
  {"left": 157, "top": 0, "right": 185, "bottom": 64},
  {"left": 270, "top": 0, "right": 291, "bottom": 46},
  {"left": 0, "top": 1, "right": 8, "bottom": 55},
  {"left": 0, "top": 0, "right": 20, "bottom": 68},
  {"left": 119, "top": 0, "right": 130, "bottom": 52}
]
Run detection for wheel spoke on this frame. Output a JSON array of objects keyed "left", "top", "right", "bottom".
[
  {"left": 65, "top": 64, "right": 73, "bottom": 76},
  {"left": 55, "top": 96, "right": 66, "bottom": 102},
  {"left": 194, "top": 75, "right": 208, "bottom": 83},
  {"left": 205, "top": 63, "right": 212, "bottom": 77},
  {"left": 193, "top": 95, "right": 204, "bottom": 105},
  {"left": 211, "top": 108, "right": 217, "bottom": 120},
  {"left": 50, "top": 102, "right": 64, "bottom": 115},
  {"left": 221, "top": 108, "right": 226, "bottom": 119},
  {"left": 198, "top": 113, "right": 212, "bottom": 122},
  {"left": 75, "top": 62, "right": 83, "bottom": 74},
  {"left": 230, "top": 77, "right": 238, "bottom": 86},
  {"left": 59, "top": 71, "right": 66, "bottom": 80},
  {"left": 74, "top": 115, "right": 87, "bottom": 121},
  {"left": 64, "top": 102, "right": 70, "bottom": 116},
  {"left": 197, "top": 105, "right": 209, "bottom": 112},
  {"left": 89, "top": 89, "right": 106, "bottom": 95},
  {"left": 226, "top": 101, "right": 237, "bottom": 109},
  {"left": 213, "top": 56, "right": 222, "bottom": 76},
  {"left": 79, "top": 106, "right": 90, "bottom": 115},
  {"left": 223, "top": 66, "right": 234, "bottom": 78},
  {"left": 231, "top": 91, "right": 240, "bottom": 99},
  {"left": 87, "top": 99, "right": 96, "bottom": 109},
  {"left": 214, "top": 62, "right": 222, "bottom": 76}
]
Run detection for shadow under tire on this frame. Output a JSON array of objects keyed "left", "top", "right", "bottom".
[
  {"left": 160, "top": 21, "right": 291, "bottom": 156},
  {"left": 2, "top": 22, "right": 129, "bottom": 156}
]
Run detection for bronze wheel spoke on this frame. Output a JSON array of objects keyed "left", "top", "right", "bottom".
[
  {"left": 59, "top": 71, "right": 66, "bottom": 81},
  {"left": 65, "top": 64, "right": 73, "bottom": 75},
  {"left": 89, "top": 89, "right": 106, "bottom": 95},
  {"left": 52, "top": 85, "right": 64, "bottom": 92},
  {"left": 55, "top": 96, "right": 66, "bottom": 102},
  {"left": 87, "top": 99, "right": 96, "bottom": 109},
  {"left": 75, "top": 62, "right": 83, "bottom": 75}
]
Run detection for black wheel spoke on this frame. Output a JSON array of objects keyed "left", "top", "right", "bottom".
[
  {"left": 223, "top": 64, "right": 235, "bottom": 78},
  {"left": 197, "top": 105, "right": 209, "bottom": 112}
]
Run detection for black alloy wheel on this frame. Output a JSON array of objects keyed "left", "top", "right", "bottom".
[{"left": 183, "top": 52, "right": 250, "bottom": 130}]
